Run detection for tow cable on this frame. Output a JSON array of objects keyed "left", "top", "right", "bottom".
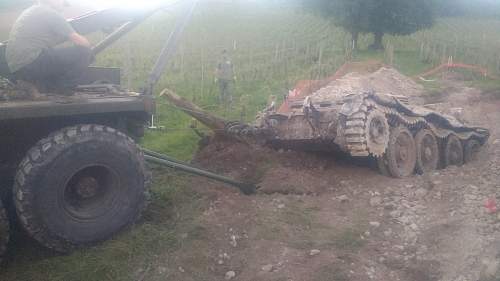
[{"left": 142, "top": 148, "right": 257, "bottom": 195}]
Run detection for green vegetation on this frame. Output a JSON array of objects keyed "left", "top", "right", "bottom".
[{"left": 302, "top": 0, "right": 435, "bottom": 49}]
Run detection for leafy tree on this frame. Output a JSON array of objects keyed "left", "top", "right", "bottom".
[{"left": 302, "top": 0, "right": 435, "bottom": 50}]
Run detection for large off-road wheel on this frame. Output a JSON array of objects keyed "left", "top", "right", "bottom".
[
  {"left": 415, "top": 129, "right": 439, "bottom": 174},
  {"left": 386, "top": 126, "right": 417, "bottom": 178},
  {"left": 444, "top": 134, "right": 464, "bottom": 167},
  {"left": 0, "top": 199, "right": 9, "bottom": 265},
  {"left": 464, "top": 139, "right": 481, "bottom": 163},
  {"left": 13, "top": 125, "right": 150, "bottom": 252}
]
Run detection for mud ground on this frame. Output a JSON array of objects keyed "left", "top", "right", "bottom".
[{"left": 160, "top": 79, "right": 500, "bottom": 281}]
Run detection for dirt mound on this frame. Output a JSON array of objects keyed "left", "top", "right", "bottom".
[
  {"left": 313, "top": 67, "right": 425, "bottom": 105},
  {"left": 194, "top": 138, "right": 270, "bottom": 184},
  {"left": 194, "top": 137, "right": 341, "bottom": 195}
]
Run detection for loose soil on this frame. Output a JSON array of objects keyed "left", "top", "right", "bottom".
[{"left": 165, "top": 73, "right": 500, "bottom": 281}]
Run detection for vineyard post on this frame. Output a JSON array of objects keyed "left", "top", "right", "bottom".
[
  {"left": 180, "top": 46, "right": 184, "bottom": 77},
  {"left": 317, "top": 44, "right": 323, "bottom": 80},
  {"left": 306, "top": 43, "right": 310, "bottom": 64},
  {"left": 453, "top": 36, "right": 458, "bottom": 59},
  {"left": 419, "top": 42, "right": 424, "bottom": 61},
  {"left": 248, "top": 47, "right": 254, "bottom": 81},
  {"left": 125, "top": 37, "right": 132, "bottom": 90},
  {"left": 200, "top": 46, "right": 205, "bottom": 97},
  {"left": 275, "top": 43, "right": 280, "bottom": 61}
]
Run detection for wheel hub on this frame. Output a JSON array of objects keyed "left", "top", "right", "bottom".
[
  {"left": 63, "top": 165, "right": 119, "bottom": 220},
  {"left": 398, "top": 145, "right": 408, "bottom": 161},
  {"left": 386, "top": 126, "right": 417, "bottom": 178},
  {"left": 370, "top": 119, "right": 385, "bottom": 144},
  {"left": 424, "top": 147, "right": 433, "bottom": 160},
  {"left": 415, "top": 130, "right": 439, "bottom": 174},
  {"left": 365, "top": 110, "right": 390, "bottom": 157},
  {"left": 75, "top": 177, "right": 99, "bottom": 199}
]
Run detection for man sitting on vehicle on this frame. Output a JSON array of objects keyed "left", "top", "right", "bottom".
[{"left": 6, "top": 0, "right": 92, "bottom": 96}]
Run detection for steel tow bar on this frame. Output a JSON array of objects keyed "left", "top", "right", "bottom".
[{"left": 142, "top": 148, "right": 257, "bottom": 195}]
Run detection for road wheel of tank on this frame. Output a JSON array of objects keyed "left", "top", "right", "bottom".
[
  {"left": 13, "top": 125, "right": 150, "bottom": 252},
  {"left": 444, "top": 135, "right": 464, "bottom": 167},
  {"left": 0, "top": 199, "right": 9, "bottom": 265},
  {"left": 365, "top": 111, "right": 390, "bottom": 157},
  {"left": 377, "top": 155, "right": 391, "bottom": 177},
  {"left": 386, "top": 126, "right": 417, "bottom": 178},
  {"left": 464, "top": 139, "right": 481, "bottom": 163},
  {"left": 415, "top": 129, "right": 439, "bottom": 174}
]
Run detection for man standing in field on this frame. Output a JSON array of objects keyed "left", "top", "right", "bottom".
[
  {"left": 215, "top": 49, "right": 235, "bottom": 105},
  {"left": 6, "top": 0, "right": 92, "bottom": 96}
]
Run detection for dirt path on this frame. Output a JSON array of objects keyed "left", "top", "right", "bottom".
[{"left": 154, "top": 81, "right": 500, "bottom": 281}]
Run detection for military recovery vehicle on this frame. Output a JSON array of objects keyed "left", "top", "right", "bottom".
[{"left": 0, "top": 0, "right": 205, "bottom": 263}]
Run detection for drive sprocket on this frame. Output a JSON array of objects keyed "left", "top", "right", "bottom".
[{"left": 365, "top": 110, "right": 390, "bottom": 157}]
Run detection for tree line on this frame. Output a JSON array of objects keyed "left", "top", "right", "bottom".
[
  {"left": 436, "top": 0, "right": 500, "bottom": 18},
  {"left": 301, "top": 0, "right": 500, "bottom": 51}
]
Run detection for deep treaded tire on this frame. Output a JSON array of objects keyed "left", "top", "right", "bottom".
[
  {"left": 13, "top": 125, "right": 150, "bottom": 252},
  {"left": 0, "top": 199, "right": 9, "bottom": 265}
]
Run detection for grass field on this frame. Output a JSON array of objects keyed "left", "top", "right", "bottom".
[{"left": 2, "top": 1, "right": 500, "bottom": 280}]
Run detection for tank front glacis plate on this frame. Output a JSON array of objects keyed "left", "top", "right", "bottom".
[
  {"left": 263, "top": 105, "right": 342, "bottom": 144},
  {"left": 339, "top": 94, "right": 366, "bottom": 116}
]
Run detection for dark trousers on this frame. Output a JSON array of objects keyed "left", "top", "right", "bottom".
[
  {"left": 218, "top": 79, "right": 232, "bottom": 103},
  {"left": 14, "top": 45, "right": 92, "bottom": 93}
]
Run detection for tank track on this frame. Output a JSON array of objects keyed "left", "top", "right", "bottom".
[{"left": 344, "top": 94, "right": 489, "bottom": 157}]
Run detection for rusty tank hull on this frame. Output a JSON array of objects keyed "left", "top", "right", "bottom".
[
  {"left": 251, "top": 90, "right": 489, "bottom": 176},
  {"left": 258, "top": 91, "right": 488, "bottom": 155},
  {"left": 233, "top": 65, "right": 490, "bottom": 178}
]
